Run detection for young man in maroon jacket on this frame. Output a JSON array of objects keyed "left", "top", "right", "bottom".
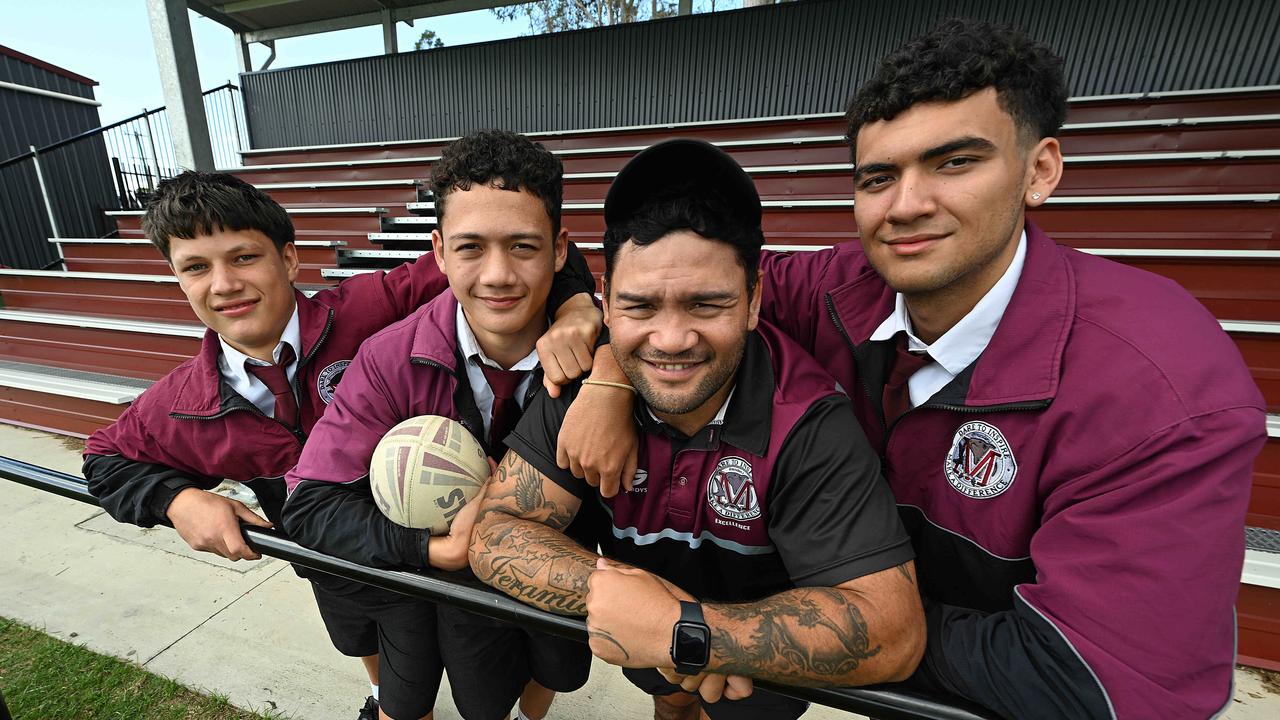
[
  {"left": 82, "top": 171, "right": 601, "bottom": 720},
  {"left": 559, "top": 19, "right": 1266, "bottom": 720},
  {"left": 283, "top": 131, "right": 602, "bottom": 720}
]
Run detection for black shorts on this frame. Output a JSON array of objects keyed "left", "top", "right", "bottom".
[
  {"left": 311, "top": 580, "right": 378, "bottom": 656},
  {"left": 623, "top": 667, "right": 809, "bottom": 720},
  {"left": 311, "top": 581, "right": 444, "bottom": 720},
  {"left": 437, "top": 606, "right": 592, "bottom": 720}
]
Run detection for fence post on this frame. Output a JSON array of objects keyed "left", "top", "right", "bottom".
[
  {"left": 29, "top": 145, "right": 62, "bottom": 239},
  {"left": 142, "top": 111, "right": 164, "bottom": 182},
  {"left": 227, "top": 87, "right": 244, "bottom": 158}
]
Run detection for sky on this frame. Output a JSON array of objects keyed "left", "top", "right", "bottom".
[{"left": 0, "top": 0, "right": 533, "bottom": 125}]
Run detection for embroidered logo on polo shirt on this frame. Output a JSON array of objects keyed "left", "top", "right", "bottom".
[
  {"left": 707, "top": 456, "right": 761, "bottom": 522},
  {"left": 944, "top": 421, "right": 1017, "bottom": 499},
  {"left": 630, "top": 469, "right": 648, "bottom": 493},
  {"left": 316, "top": 360, "right": 351, "bottom": 404}
]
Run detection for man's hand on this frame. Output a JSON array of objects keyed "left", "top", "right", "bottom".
[
  {"left": 165, "top": 487, "right": 271, "bottom": 561},
  {"left": 540, "top": 293, "right": 601, "bottom": 397},
  {"left": 657, "top": 668, "right": 754, "bottom": 704},
  {"left": 556, "top": 346, "right": 637, "bottom": 498},
  {"left": 428, "top": 484, "right": 484, "bottom": 571},
  {"left": 586, "top": 558, "right": 684, "bottom": 668}
]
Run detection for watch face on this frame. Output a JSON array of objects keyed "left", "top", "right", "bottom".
[{"left": 673, "top": 622, "right": 711, "bottom": 666}]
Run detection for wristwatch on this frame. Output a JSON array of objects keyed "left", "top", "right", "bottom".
[{"left": 669, "top": 601, "right": 711, "bottom": 675}]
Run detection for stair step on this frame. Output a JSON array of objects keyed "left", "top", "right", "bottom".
[{"left": 0, "top": 359, "right": 151, "bottom": 404}]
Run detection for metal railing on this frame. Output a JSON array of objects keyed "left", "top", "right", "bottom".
[
  {"left": 0, "top": 84, "right": 247, "bottom": 269},
  {"left": 0, "top": 455, "right": 997, "bottom": 720}
]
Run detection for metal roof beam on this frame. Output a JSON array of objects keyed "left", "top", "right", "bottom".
[
  {"left": 240, "top": 1, "right": 530, "bottom": 43},
  {"left": 186, "top": 0, "right": 255, "bottom": 33}
]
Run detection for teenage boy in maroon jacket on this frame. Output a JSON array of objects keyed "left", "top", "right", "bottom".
[
  {"left": 284, "top": 131, "right": 601, "bottom": 720},
  {"left": 559, "top": 19, "right": 1267, "bottom": 720},
  {"left": 82, "top": 171, "right": 601, "bottom": 720},
  {"left": 467, "top": 143, "right": 925, "bottom": 720}
]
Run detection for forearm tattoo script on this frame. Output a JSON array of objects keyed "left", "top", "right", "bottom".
[{"left": 471, "top": 454, "right": 595, "bottom": 616}]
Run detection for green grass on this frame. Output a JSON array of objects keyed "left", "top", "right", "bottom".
[{"left": 0, "top": 616, "right": 288, "bottom": 720}]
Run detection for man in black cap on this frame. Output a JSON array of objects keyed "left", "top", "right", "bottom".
[{"left": 468, "top": 139, "right": 925, "bottom": 720}]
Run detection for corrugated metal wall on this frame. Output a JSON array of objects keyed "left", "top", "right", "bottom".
[
  {"left": 0, "top": 53, "right": 100, "bottom": 161},
  {"left": 241, "top": 0, "right": 1280, "bottom": 149},
  {"left": 0, "top": 52, "right": 111, "bottom": 269}
]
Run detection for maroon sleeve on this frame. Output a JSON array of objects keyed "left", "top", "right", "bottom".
[
  {"left": 757, "top": 248, "right": 838, "bottom": 352},
  {"left": 282, "top": 335, "right": 433, "bottom": 569},
  {"left": 84, "top": 402, "right": 221, "bottom": 527}
]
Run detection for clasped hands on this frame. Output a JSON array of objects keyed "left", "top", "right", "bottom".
[{"left": 586, "top": 557, "right": 753, "bottom": 704}]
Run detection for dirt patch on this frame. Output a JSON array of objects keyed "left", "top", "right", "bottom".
[
  {"left": 1240, "top": 665, "right": 1280, "bottom": 695},
  {"left": 58, "top": 435, "right": 86, "bottom": 454}
]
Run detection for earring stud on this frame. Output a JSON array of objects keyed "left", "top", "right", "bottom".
[{"left": 1032, "top": 192, "right": 1042, "bottom": 200}]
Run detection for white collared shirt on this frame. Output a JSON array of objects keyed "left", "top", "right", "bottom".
[
  {"left": 456, "top": 304, "right": 540, "bottom": 437},
  {"left": 217, "top": 307, "right": 302, "bottom": 418},
  {"left": 869, "top": 230, "right": 1027, "bottom": 408}
]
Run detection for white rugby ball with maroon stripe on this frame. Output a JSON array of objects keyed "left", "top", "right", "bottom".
[{"left": 369, "top": 415, "right": 488, "bottom": 534}]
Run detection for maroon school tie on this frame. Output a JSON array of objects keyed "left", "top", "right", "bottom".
[
  {"left": 246, "top": 344, "right": 298, "bottom": 430},
  {"left": 882, "top": 332, "right": 932, "bottom": 427},
  {"left": 480, "top": 364, "right": 526, "bottom": 459}
]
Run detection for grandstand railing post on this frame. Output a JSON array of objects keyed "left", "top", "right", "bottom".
[
  {"left": 142, "top": 111, "right": 164, "bottom": 185},
  {"left": 28, "top": 145, "right": 61, "bottom": 239}
]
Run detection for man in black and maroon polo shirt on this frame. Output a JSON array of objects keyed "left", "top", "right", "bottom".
[{"left": 468, "top": 140, "right": 924, "bottom": 720}]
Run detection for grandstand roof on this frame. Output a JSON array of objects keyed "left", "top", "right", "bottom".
[{"left": 188, "top": 0, "right": 528, "bottom": 43}]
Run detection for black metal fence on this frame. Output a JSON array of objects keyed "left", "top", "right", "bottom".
[
  {"left": 0, "top": 455, "right": 996, "bottom": 720},
  {"left": 0, "top": 84, "right": 248, "bottom": 269}
]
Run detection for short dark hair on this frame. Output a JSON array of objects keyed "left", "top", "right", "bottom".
[
  {"left": 431, "top": 130, "right": 563, "bottom": 235},
  {"left": 602, "top": 191, "right": 763, "bottom": 297},
  {"left": 142, "top": 171, "right": 294, "bottom": 261},
  {"left": 844, "top": 18, "right": 1068, "bottom": 158}
]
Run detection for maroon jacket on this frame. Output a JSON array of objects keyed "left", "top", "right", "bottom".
[
  {"left": 758, "top": 221, "right": 1266, "bottom": 719},
  {"left": 82, "top": 259, "right": 452, "bottom": 528}
]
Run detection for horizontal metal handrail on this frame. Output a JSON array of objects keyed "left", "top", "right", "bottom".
[
  {"left": 0, "top": 83, "right": 239, "bottom": 169},
  {"left": 0, "top": 455, "right": 997, "bottom": 720}
]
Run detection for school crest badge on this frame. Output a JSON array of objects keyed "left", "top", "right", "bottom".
[
  {"left": 944, "top": 421, "right": 1017, "bottom": 499},
  {"left": 707, "top": 456, "right": 761, "bottom": 521},
  {"left": 316, "top": 360, "right": 351, "bottom": 404}
]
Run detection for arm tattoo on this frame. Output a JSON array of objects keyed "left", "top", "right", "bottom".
[
  {"left": 478, "top": 454, "right": 575, "bottom": 530},
  {"left": 471, "top": 518, "right": 595, "bottom": 615},
  {"left": 469, "top": 453, "right": 595, "bottom": 615},
  {"left": 705, "top": 588, "right": 881, "bottom": 687},
  {"left": 894, "top": 562, "right": 915, "bottom": 586},
  {"left": 589, "top": 629, "right": 631, "bottom": 661}
]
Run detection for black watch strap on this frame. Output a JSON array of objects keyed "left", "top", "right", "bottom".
[
  {"left": 679, "top": 600, "right": 705, "bottom": 625},
  {"left": 670, "top": 601, "right": 711, "bottom": 675}
]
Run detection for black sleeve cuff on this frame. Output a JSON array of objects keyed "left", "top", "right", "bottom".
[{"left": 505, "top": 430, "right": 586, "bottom": 501}]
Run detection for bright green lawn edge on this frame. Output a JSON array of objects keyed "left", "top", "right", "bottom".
[{"left": 0, "top": 616, "right": 288, "bottom": 720}]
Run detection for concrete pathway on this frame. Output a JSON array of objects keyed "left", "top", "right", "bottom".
[{"left": 1, "top": 423, "right": 1277, "bottom": 719}]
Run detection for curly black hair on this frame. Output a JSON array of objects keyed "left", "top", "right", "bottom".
[
  {"left": 844, "top": 18, "right": 1068, "bottom": 158},
  {"left": 142, "top": 171, "right": 294, "bottom": 261},
  {"left": 430, "top": 129, "right": 563, "bottom": 234},
  {"left": 602, "top": 191, "right": 764, "bottom": 298}
]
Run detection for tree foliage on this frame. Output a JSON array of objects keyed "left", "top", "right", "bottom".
[
  {"left": 414, "top": 28, "right": 444, "bottom": 50},
  {"left": 494, "top": 1, "right": 681, "bottom": 33}
]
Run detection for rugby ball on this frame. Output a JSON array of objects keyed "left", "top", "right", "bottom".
[{"left": 369, "top": 415, "right": 489, "bottom": 534}]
